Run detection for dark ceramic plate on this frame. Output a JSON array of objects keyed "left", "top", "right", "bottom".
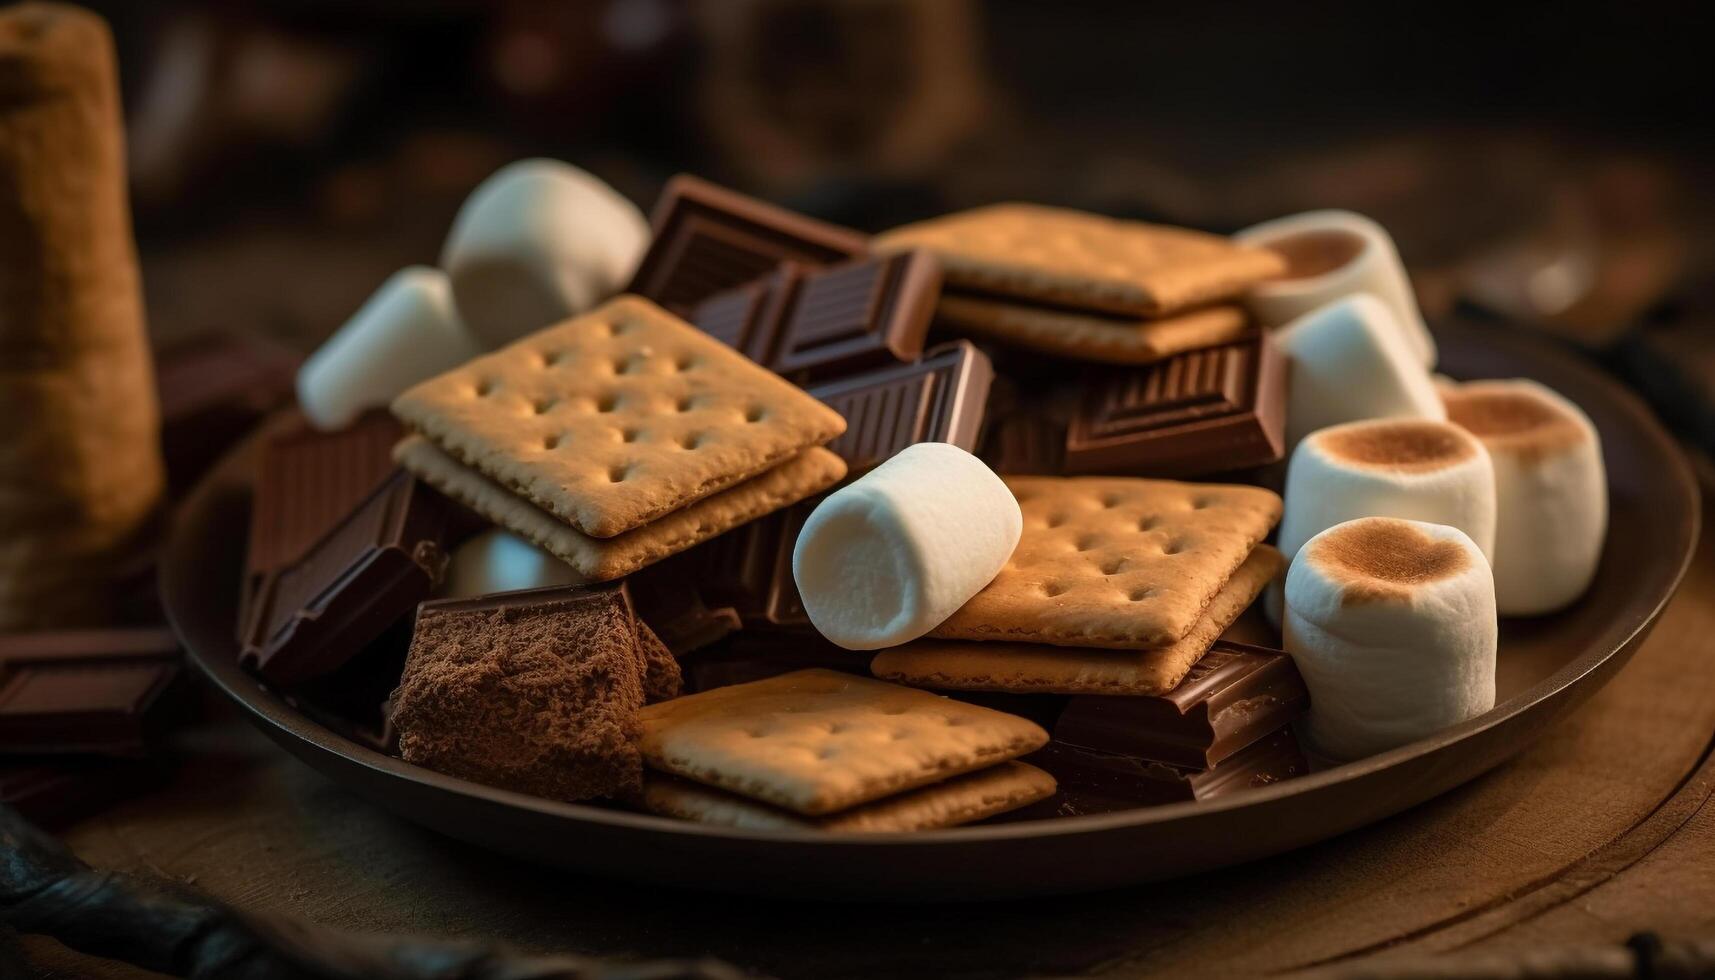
[{"left": 162, "top": 322, "right": 1699, "bottom": 899}]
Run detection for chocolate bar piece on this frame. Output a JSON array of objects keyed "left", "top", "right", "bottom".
[
  {"left": 1063, "top": 331, "right": 1286, "bottom": 477},
  {"left": 155, "top": 332, "right": 301, "bottom": 491},
  {"left": 1052, "top": 641, "right": 1309, "bottom": 771},
  {"left": 1039, "top": 727, "right": 1307, "bottom": 810},
  {"left": 247, "top": 410, "right": 406, "bottom": 578},
  {"left": 0, "top": 628, "right": 182, "bottom": 756},
  {"left": 810, "top": 339, "right": 994, "bottom": 474},
  {"left": 629, "top": 174, "right": 868, "bottom": 313},
  {"left": 242, "top": 471, "right": 451, "bottom": 687},
  {"left": 690, "top": 252, "right": 941, "bottom": 379}
]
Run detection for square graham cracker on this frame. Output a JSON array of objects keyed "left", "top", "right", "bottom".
[
  {"left": 930, "top": 477, "right": 1281, "bottom": 649},
  {"left": 874, "top": 204, "right": 1286, "bottom": 318},
  {"left": 391, "top": 295, "right": 846, "bottom": 538},
  {"left": 934, "top": 296, "right": 1250, "bottom": 365},
  {"left": 637, "top": 669, "right": 1048, "bottom": 816},
  {"left": 395, "top": 436, "right": 844, "bottom": 583},
  {"left": 874, "top": 545, "right": 1282, "bottom": 695},
  {"left": 639, "top": 761, "right": 1056, "bottom": 832}
]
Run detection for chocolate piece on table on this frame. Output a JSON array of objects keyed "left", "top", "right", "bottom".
[
  {"left": 0, "top": 627, "right": 182, "bottom": 757},
  {"left": 628, "top": 173, "right": 869, "bottom": 314},
  {"left": 690, "top": 251, "right": 941, "bottom": 380},
  {"left": 242, "top": 471, "right": 452, "bottom": 688},
  {"left": 246, "top": 409, "right": 406, "bottom": 580},
  {"left": 1051, "top": 641, "right": 1309, "bottom": 771},
  {"left": 0, "top": 758, "right": 165, "bottom": 828},
  {"left": 392, "top": 583, "right": 661, "bottom": 801},
  {"left": 627, "top": 561, "right": 743, "bottom": 657},
  {"left": 284, "top": 618, "right": 413, "bottom": 754},
  {"left": 1038, "top": 726, "right": 1307, "bottom": 810},
  {"left": 155, "top": 332, "right": 301, "bottom": 491},
  {"left": 1063, "top": 331, "right": 1286, "bottom": 477},
  {"left": 809, "top": 338, "right": 993, "bottom": 475}
]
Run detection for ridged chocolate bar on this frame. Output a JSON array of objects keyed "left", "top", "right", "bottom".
[
  {"left": 1039, "top": 727, "right": 1307, "bottom": 810},
  {"left": 1051, "top": 641, "right": 1309, "bottom": 771},
  {"left": 628, "top": 174, "right": 868, "bottom": 313},
  {"left": 246, "top": 410, "right": 405, "bottom": 577},
  {"left": 1063, "top": 331, "right": 1286, "bottom": 477},
  {"left": 242, "top": 471, "right": 451, "bottom": 687},
  {"left": 691, "top": 252, "right": 941, "bottom": 380},
  {"left": 0, "top": 627, "right": 182, "bottom": 757}
]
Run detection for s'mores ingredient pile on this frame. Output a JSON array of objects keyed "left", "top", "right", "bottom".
[{"left": 240, "top": 159, "right": 1610, "bottom": 829}]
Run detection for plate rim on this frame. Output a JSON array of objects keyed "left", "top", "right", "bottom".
[{"left": 163, "top": 322, "right": 1701, "bottom": 849}]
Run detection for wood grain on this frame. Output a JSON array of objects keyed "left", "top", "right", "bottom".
[{"left": 21, "top": 490, "right": 1715, "bottom": 980}]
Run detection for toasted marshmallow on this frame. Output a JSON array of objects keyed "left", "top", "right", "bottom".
[
  {"left": 793, "top": 443, "right": 1021, "bottom": 651},
  {"left": 296, "top": 267, "right": 483, "bottom": 431},
  {"left": 1442, "top": 379, "right": 1606, "bottom": 615},
  {"left": 442, "top": 159, "right": 648, "bottom": 348},
  {"left": 442, "top": 529, "right": 584, "bottom": 599},
  {"left": 1237, "top": 209, "right": 1434, "bottom": 367},
  {"left": 1278, "top": 418, "right": 1496, "bottom": 565},
  {"left": 1275, "top": 295, "right": 1445, "bottom": 448},
  {"left": 1284, "top": 517, "right": 1497, "bottom": 760}
]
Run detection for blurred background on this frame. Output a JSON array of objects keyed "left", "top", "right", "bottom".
[{"left": 90, "top": 0, "right": 1715, "bottom": 445}]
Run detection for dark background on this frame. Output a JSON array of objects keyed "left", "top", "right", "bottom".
[{"left": 77, "top": 0, "right": 1715, "bottom": 430}]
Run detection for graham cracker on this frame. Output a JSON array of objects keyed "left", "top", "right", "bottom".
[
  {"left": 395, "top": 436, "right": 844, "bottom": 583},
  {"left": 637, "top": 669, "right": 1048, "bottom": 816},
  {"left": 931, "top": 477, "right": 1281, "bottom": 649},
  {"left": 640, "top": 761, "right": 1055, "bottom": 832},
  {"left": 935, "top": 296, "right": 1250, "bottom": 365},
  {"left": 874, "top": 546, "right": 1282, "bottom": 695},
  {"left": 874, "top": 204, "right": 1286, "bottom": 317},
  {"left": 392, "top": 295, "right": 846, "bottom": 538}
]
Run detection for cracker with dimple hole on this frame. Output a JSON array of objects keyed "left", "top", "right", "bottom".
[
  {"left": 396, "top": 436, "right": 844, "bottom": 583},
  {"left": 874, "top": 204, "right": 1286, "bottom": 317},
  {"left": 875, "top": 546, "right": 1281, "bottom": 695},
  {"left": 392, "top": 295, "right": 846, "bottom": 538},
  {"left": 934, "top": 296, "right": 1250, "bottom": 365},
  {"left": 637, "top": 669, "right": 1048, "bottom": 815},
  {"left": 640, "top": 761, "right": 1056, "bottom": 832},
  {"left": 931, "top": 477, "right": 1281, "bottom": 649}
]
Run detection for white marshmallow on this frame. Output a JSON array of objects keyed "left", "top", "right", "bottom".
[
  {"left": 1275, "top": 294, "right": 1445, "bottom": 448},
  {"left": 1442, "top": 379, "right": 1606, "bottom": 615},
  {"left": 792, "top": 443, "right": 1020, "bottom": 651},
  {"left": 1237, "top": 209, "right": 1435, "bottom": 367},
  {"left": 1278, "top": 418, "right": 1496, "bottom": 565},
  {"left": 442, "top": 159, "right": 649, "bottom": 348},
  {"left": 296, "top": 267, "right": 482, "bottom": 431},
  {"left": 1285, "top": 517, "right": 1497, "bottom": 760},
  {"left": 441, "top": 529, "right": 584, "bottom": 599}
]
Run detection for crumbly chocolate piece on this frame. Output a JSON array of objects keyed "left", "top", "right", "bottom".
[
  {"left": 392, "top": 584, "right": 653, "bottom": 802},
  {"left": 635, "top": 620, "right": 683, "bottom": 704}
]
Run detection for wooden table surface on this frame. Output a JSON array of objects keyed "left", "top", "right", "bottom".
[{"left": 16, "top": 477, "right": 1715, "bottom": 980}]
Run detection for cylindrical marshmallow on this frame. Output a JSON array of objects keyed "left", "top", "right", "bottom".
[
  {"left": 441, "top": 529, "right": 584, "bottom": 599},
  {"left": 1278, "top": 418, "right": 1496, "bottom": 564},
  {"left": 1275, "top": 294, "right": 1445, "bottom": 448},
  {"left": 1442, "top": 379, "right": 1606, "bottom": 615},
  {"left": 793, "top": 443, "right": 1021, "bottom": 651},
  {"left": 1284, "top": 517, "right": 1497, "bottom": 760},
  {"left": 1236, "top": 209, "right": 1435, "bottom": 368},
  {"left": 296, "top": 266, "right": 483, "bottom": 431},
  {"left": 442, "top": 158, "right": 649, "bottom": 348}
]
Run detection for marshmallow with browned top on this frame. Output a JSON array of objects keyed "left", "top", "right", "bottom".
[
  {"left": 1278, "top": 418, "right": 1496, "bottom": 565},
  {"left": 1237, "top": 210, "right": 1435, "bottom": 368},
  {"left": 1284, "top": 517, "right": 1497, "bottom": 760},
  {"left": 1275, "top": 295, "right": 1444, "bottom": 448},
  {"left": 442, "top": 159, "right": 649, "bottom": 347},
  {"left": 1442, "top": 379, "right": 1606, "bottom": 615}
]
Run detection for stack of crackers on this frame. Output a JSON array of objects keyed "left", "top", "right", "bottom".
[
  {"left": 875, "top": 204, "right": 1285, "bottom": 365},
  {"left": 636, "top": 670, "right": 1055, "bottom": 831},
  {"left": 872, "top": 477, "right": 1284, "bottom": 697},
  {"left": 391, "top": 295, "right": 849, "bottom": 582}
]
